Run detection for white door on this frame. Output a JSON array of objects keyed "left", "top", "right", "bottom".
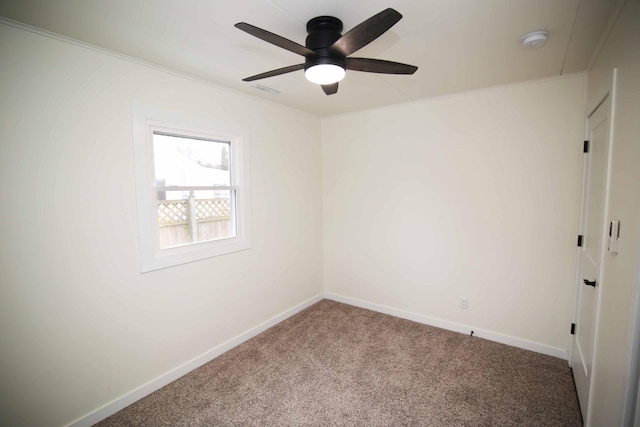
[{"left": 571, "top": 95, "right": 611, "bottom": 420}]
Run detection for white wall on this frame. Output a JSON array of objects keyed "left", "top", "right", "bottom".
[
  {"left": 0, "top": 23, "right": 323, "bottom": 427},
  {"left": 322, "top": 75, "right": 585, "bottom": 353},
  {"left": 584, "top": 0, "right": 640, "bottom": 425}
]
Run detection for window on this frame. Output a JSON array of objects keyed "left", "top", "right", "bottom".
[
  {"left": 132, "top": 106, "right": 250, "bottom": 272},
  {"left": 153, "top": 132, "right": 236, "bottom": 249}
]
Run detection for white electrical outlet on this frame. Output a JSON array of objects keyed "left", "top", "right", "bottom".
[{"left": 460, "top": 297, "right": 469, "bottom": 310}]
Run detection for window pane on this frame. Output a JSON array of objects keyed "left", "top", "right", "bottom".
[
  {"left": 157, "top": 190, "right": 236, "bottom": 249},
  {"left": 153, "top": 133, "right": 231, "bottom": 187}
]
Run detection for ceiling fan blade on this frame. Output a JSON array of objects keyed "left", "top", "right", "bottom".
[
  {"left": 242, "top": 63, "right": 305, "bottom": 82},
  {"left": 345, "top": 57, "right": 418, "bottom": 74},
  {"left": 235, "top": 22, "right": 315, "bottom": 57},
  {"left": 322, "top": 83, "right": 339, "bottom": 95},
  {"left": 330, "top": 8, "right": 402, "bottom": 57}
]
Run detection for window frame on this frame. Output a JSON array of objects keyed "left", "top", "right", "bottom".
[{"left": 132, "top": 105, "right": 251, "bottom": 272}]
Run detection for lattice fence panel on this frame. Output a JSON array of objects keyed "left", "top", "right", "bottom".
[
  {"left": 196, "top": 199, "right": 231, "bottom": 220},
  {"left": 157, "top": 198, "right": 230, "bottom": 225},
  {"left": 158, "top": 200, "right": 188, "bottom": 225}
]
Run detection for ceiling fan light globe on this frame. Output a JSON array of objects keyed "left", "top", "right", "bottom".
[{"left": 305, "top": 64, "right": 345, "bottom": 85}]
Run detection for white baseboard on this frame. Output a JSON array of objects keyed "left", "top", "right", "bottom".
[
  {"left": 324, "top": 292, "right": 568, "bottom": 360},
  {"left": 67, "top": 293, "right": 324, "bottom": 427}
]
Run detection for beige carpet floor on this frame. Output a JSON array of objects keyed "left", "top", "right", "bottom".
[{"left": 97, "top": 299, "right": 582, "bottom": 426}]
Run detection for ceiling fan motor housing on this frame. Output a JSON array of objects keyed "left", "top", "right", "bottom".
[{"left": 305, "top": 16, "right": 345, "bottom": 71}]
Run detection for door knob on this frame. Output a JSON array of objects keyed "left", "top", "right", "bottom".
[{"left": 583, "top": 279, "right": 596, "bottom": 287}]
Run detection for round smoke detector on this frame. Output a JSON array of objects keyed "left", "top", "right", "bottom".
[{"left": 521, "top": 31, "right": 549, "bottom": 48}]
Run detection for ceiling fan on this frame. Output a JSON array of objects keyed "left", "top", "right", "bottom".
[{"left": 235, "top": 8, "right": 418, "bottom": 95}]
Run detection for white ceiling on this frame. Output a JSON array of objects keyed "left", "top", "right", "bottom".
[{"left": 0, "top": 0, "right": 618, "bottom": 116}]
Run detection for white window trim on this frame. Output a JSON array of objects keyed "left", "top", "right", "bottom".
[{"left": 132, "top": 105, "right": 251, "bottom": 272}]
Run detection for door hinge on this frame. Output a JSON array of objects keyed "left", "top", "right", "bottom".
[
  {"left": 583, "top": 140, "right": 590, "bottom": 153},
  {"left": 571, "top": 323, "right": 576, "bottom": 335},
  {"left": 577, "top": 235, "right": 583, "bottom": 247}
]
